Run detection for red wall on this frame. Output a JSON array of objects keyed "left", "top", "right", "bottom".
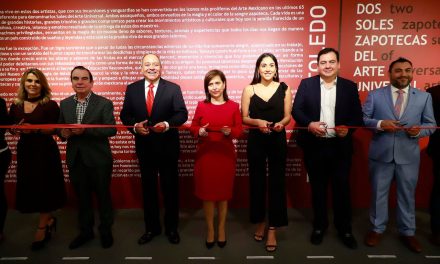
[{"left": 0, "top": 0, "right": 438, "bottom": 208}]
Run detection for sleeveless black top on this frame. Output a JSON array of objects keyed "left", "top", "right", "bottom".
[{"left": 249, "top": 82, "right": 287, "bottom": 123}]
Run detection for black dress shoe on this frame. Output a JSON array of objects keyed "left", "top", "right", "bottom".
[
  {"left": 166, "top": 231, "right": 180, "bottom": 244},
  {"left": 100, "top": 233, "right": 114, "bottom": 249},
  {"left": 205, "top": 240, "right": 215, "bottom": 249},
  {"left": 69, "top": 233, "right": 94, "bottom": 250},
  {"left": 339, "top": 233, "right": 358, "bottom": 249},
  {"left": 310, "top": 230, "right": 325, "bottom": 245},
  {"left": 138, "top": 231, "right": 160, "bottom": 245},
  {"left": 430, "top": 233, "right": 440, "bottom": 247},
  {"left": 31, "top": 239, "right": 47, "bottom": 251}
]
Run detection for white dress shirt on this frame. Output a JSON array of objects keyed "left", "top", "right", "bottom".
[
  {"left": 136, "top": 79, "right": 169, "bottom": 131},
  {"left": 376, "top": 85, "right": 410, "bottom": 130},
  {"left": 319, "top": 77, "right": 337, "bottom": 137},
  {"left": 144, "top": 79, "right": 159, "bottom": 99}
]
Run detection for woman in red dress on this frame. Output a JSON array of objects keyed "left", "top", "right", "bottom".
[{"left": 190, "top": 70, "right": 242, "bottom": 249}]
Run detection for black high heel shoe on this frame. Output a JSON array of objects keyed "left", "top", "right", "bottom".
[
  {"left": 31, "top": 226, "right": 50, "bottom": 251},
  {"left": 205, "top": 240, "right": 215, "bottom": 249},
  {"left": 217, "top": 240, "right": 227, "bottom": 248}
]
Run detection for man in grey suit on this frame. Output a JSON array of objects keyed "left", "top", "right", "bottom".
[
  {"left": 363, "top": 57, "right": 436, "bottom": 253},
  {"left": 59, "top": 66, "right": 117, "bottom": 249}
]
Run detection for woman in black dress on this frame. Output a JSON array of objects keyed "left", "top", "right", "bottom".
[
  {"left": 0, "top": 97, "right": 11, "bottom": 243},
  {"left": 9, "top": 69, "right": 66, "bottom": 250},
  {"left": 241, "top": 53, "right": 292, "bottom": 252}
]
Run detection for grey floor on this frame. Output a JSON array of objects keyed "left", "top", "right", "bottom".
[{"left": 0, "top": 208, "right": 439, "bottom": 264}]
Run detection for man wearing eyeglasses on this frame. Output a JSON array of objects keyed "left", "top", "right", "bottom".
[{"left": 292, "top": 47, "right": 364, "bottom": 249}]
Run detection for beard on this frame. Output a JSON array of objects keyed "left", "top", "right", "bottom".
[{"left": 391, "top": 77, "right": 411, "bottom": 89}]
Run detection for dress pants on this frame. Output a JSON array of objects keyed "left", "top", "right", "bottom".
[
  {"left": 369, "top": 159, "right": 419, "bottom": 236},
  {"left": 69, "top": 154, "right": 114, "bottom": 236},
  {"left": 137, "top": 147, "right": 179, "bottom": 234},
  {"left": 0, "top": 148, "right": 11, "bottom": 233},
  {"left": 303, "top": 138, "right": 353, "bottom": 234},
  {"left": 430, "top": 158, "right": 440, "bottom": 235},
  {"left": 247, "top": 130, "right": 287, "bottom": 227}
]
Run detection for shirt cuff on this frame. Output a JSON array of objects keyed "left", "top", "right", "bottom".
[
  {"left": 164, "top": 121, "right": 169, "bottom": 132},
  {"left": 410, "top": 131, "right": 421, "bottom": 138},
  {"left": 376, "top": 120, "right": 384, "bottom": 131}
]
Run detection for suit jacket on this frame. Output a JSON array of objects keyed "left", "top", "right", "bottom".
[
  {"left": 292, "top": 75, "right": 364, "bottom": 150},
  {"left": 427, "top": 85, "right": 440, "bottom": 158},
  {"left": 58, "top": 92, "right": 116, "bottom": 168},
  {"left": 363, "top": 85, "right": 436, "bottom": 164},
  {"left": 120, "top": 78, "right": 188, "bottom": 156},
  {"left": 0, "top": 98, "right": 10, "bottom": 150}
]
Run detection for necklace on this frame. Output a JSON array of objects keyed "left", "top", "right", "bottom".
[
  {"left": 24, "top": 101, "right": 39, "bottom": 113},
  {"left": 26, "top": 101, "right": 38, "bottom": 107}
]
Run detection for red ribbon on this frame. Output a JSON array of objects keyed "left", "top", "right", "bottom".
[{"left": 0, "top": 124, "right": 438, "bottom": 130}]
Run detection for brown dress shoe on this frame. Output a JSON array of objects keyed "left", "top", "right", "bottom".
[
  {"left": 400, "top": 235, "right": 422, "bottom": 253},
  {"left": 364, "top": 231, "right": 382, "bottom": 247}
]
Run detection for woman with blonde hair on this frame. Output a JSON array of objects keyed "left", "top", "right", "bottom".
[{"left": 9, "top": 68, "right": 66, "bottom": 250}]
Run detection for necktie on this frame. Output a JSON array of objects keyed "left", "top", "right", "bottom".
[
  {"left": 146, "top": 82, "right": 154, "bottom": 115},
  {"left": 394, "top": 90, "right": 404, "bottom": 118}
]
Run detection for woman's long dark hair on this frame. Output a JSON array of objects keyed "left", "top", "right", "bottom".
[{"left": 250, "top": 53, "right": 280, "bottom": 85}]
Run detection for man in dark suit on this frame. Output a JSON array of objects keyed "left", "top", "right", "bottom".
[
  {"left": 426, "top": 84, "right": 440, "bottom": 247},
  {"left": 59, "top": 66, "right": 117, "bottom": 249},
  {"left": 292, "top": 48, "right": 363, "bottom": 249},
  {"left": 120, "top": 54, "right": 188, "bottom": 245},
  {"left": 0, "top": 97, "right": 11, "bottom": 243}
]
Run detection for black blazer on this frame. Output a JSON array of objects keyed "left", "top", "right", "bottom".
[
  {"left": 427, "top": 85, "right": 440, "bottom": 157},
  {"left": 292, "top": 75, "right": 363, "bottom": 149},
  {"left": 120, "top": 78, "right": 188, "bottom": 156},
  {"left": 0, "top": 98, "right": 10, "bottom": 150}
]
